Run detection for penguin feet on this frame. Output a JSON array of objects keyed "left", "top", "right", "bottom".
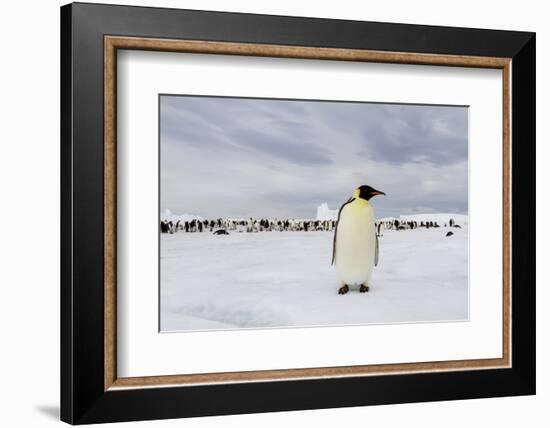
[
  {"left": 338, "top": 284, "right": 349, "bottom": 295},
  {"left": 360, "top": 284, "right": 370, "bottom": 293}
]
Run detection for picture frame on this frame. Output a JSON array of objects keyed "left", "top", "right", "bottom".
[{"left": 60, "top": 2, "right": 535, "bottom": 424}]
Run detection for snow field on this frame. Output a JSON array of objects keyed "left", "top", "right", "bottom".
[{"left": 160, "top": 226, "right": 468, "bottom": 332}]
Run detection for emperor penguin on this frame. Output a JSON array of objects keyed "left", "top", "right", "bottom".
[{"left": 332, "top": 185, "right": 385, "bottom": 295}]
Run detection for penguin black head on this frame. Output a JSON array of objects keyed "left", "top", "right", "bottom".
[{"left": 356, "top": 185, "right": 386, "bottom": 201}]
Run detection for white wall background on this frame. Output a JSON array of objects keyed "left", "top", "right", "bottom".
[{"left": 0, "top": 0, "right": 545, "bottom": 426}]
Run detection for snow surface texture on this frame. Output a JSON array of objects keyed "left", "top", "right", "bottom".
[{"left": 160, "top": 224, "right": 468, "bottom": 332}]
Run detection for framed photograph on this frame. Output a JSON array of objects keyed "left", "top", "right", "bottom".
[{"left": 61, "top": 2, "right": 535, "bottom": 424}]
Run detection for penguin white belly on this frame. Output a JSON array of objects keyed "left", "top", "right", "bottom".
[{"left": 335, "top": 202, "right": 376, "bottom": 287}]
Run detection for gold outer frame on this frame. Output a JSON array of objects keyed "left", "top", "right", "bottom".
[{"left": 104, "top": 36, "right": 512, "bottom": 391}]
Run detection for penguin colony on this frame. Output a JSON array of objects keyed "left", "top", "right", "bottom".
[
  {"left": 159, "top": 218, "right": 337, "bottom": 234},
  {"left": 159, "top": 217, "right": 460, "bottom": 235}
]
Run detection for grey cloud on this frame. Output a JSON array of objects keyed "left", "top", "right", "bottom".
[
  {"left": 230, "top": 128, "right": 332, "bottom": 166},
  {"left": 356, "top": 105, "right": 468, "bottom": 165},
  {"left": 160, "top": 95, "right": 468, "bottom": 218}
]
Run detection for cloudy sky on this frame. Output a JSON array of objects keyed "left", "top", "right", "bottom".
[{"left": 160, "top": 95, "right": 468, "bottom": 219}]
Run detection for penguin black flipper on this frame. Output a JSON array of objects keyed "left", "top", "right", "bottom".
[
  {"left": 374, "top": 233, "right": 379, "bottom": 267},
  {"left": 331, "top": 197, "right": 355, "bottom": 265}
]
